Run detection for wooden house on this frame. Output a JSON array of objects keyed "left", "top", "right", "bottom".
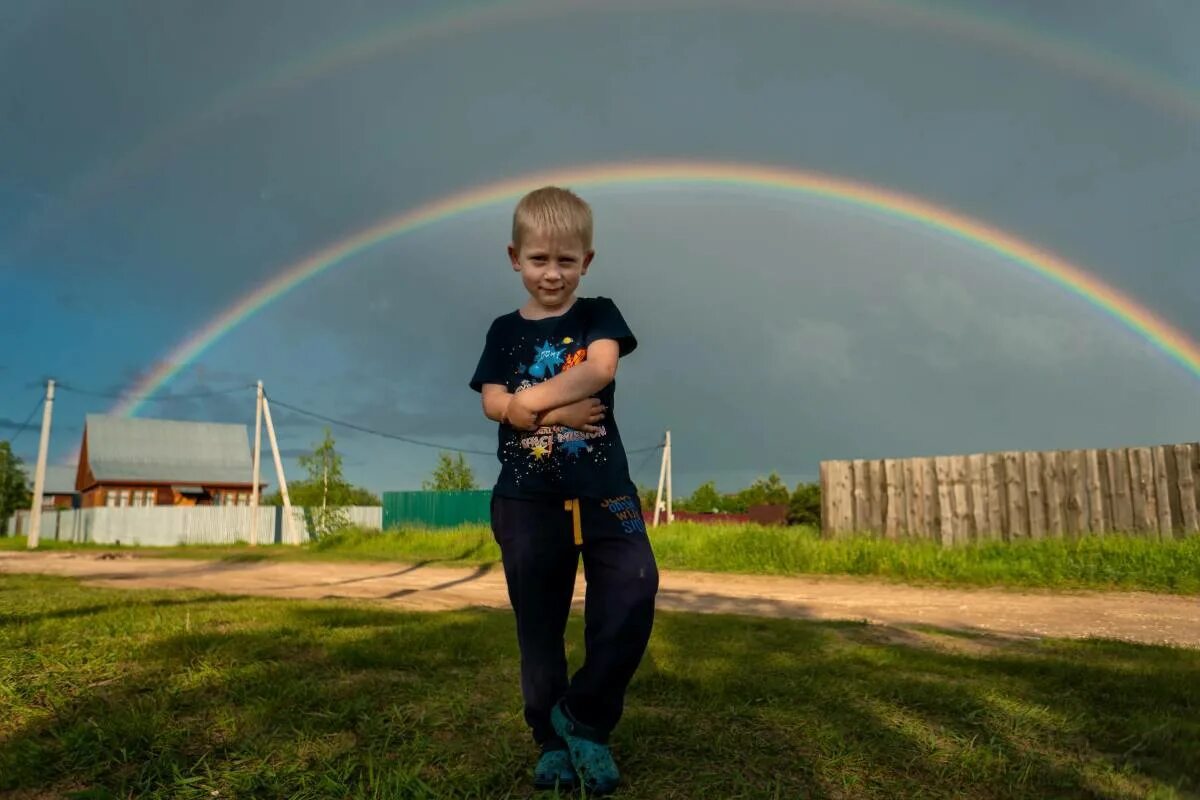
[
  {"left": 23, "top": 465, "right": 81, "bottom": 509},
  {"left": 75, "top": 415, "right": 266, "bottom": 507}
]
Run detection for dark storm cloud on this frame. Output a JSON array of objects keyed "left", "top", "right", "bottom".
[{"left": 3, "top": 0, "right": 1198, "bottom": 490}]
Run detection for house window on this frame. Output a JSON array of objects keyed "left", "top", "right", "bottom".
[
  {"left": 238, "top": 492, "right": 250, "bottom": 506},
  {"left": 105, "top": 490, "right": 117, "bottom": 507},
  {"left": 118, "top": 489, "right": 131, "bottom": 507}
]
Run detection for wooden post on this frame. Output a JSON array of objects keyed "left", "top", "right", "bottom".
[
  {"left": 1043, "top": 451, "right": 1064, "bottom": 538},
  {"left": 852, "top": 460, "right": 869, "bottom": 534},
  {"left": 904, "top": 458, "right": 922, "bottom": 539},
  {"left": 26, "top": 380, "right": 54, "bottom": 550},
  {"left": 1193, "top": 444, "right": 1200, "bottom": 527},
  {"left": 1152, "top": 445, "right": 1173, "bottom": 539},
  {"left": 1130, "top": 448, "right": 1156, "bottom": 534},
  {"left": 1174, "top": 444, "right": 1198, "bottom": 534},
  {"left": 1107, "top": 448, "right": 1133, "bottom": 533},
  {"left": 922, "top": 457, "right": 939, "bottom": 542},
  {"left": 1003, "top": 451, "right": 1026, "bottom": 540},
  {"left": 1084, "top": 449, "right": 1106, "bottom": 535},
  {"left": 868, "top": 460, "right": 883, "bottom": 533},
  {"left": 1024, "top": 451, "right": 1046, "bottom": 540},
  {"left": 819, "top": 461, "right": 831, "bottom": 536},
  {"left": 652, "top": 432, "right": 667, "bottom": 528},
  {"left": 260, "top": 393, "right": 297, "bottom": 545},
  {"left": 831, "top": 460, "right": 854, "bottom": 536},
  {"left": 951, "top": 455, "right": 971, "bottom": 543},
  {"left": 1064, "top": 450, "right": 1086, "bottom": 537},
  {"left": 968, "top": 454, "right": 987, "bottom": 542},
  {"left": 249, "top": 381, "right": 263, "bottom": 546},
  {"left": 986, "top": 452, "right": 1006, "bottom": 541},
  {"left": 883, "top": 459, "right": 902, "bottom": 539},
  {"left": 934, "top": 457, "right": 954, "bottom": 546}
]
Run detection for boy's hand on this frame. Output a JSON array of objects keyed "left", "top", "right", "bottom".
[
  {"left": 504, "top": 392, "right": 540, "bottom": 431},
  {"left": 545, "top": 398, "right": 606, "bottom": 433}
]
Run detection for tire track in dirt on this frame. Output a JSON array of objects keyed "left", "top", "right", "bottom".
[{"left": 2, "top": 551, "right": 1197, "bottom": 647}]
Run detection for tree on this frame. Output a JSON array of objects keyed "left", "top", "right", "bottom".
[
  {"left": 788, "top": 481, "right": 822, "bottom": 527},
  {"left": 262, "top": 429, "right": 380, "bottom": 507},
  {"left": 726, "top": 471, "right": 791, "bottom": 512},
  {"left": 637, "top": 484, "right": 659, "bottom": 514},
  {"left": 680, "top": 480, "right": 723, "bottom": 513},
  {"left": 259, "top": 429, "right": 386, "bottom": 537},
  {"left": 262, "top": 482, "right": 379, "bottom": 507},
  {"left": 423, "top": 452, "right": 478, "bottom": 491},
  {"left": 0, "top": 442, "right": 30, "bottom": 524},
  {"left": 300, "top": 428, "right": 350, "bottom": 536}
]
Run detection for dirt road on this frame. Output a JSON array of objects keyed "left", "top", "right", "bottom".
[{"left": 2, "top": 550, "right": 1196, "bottom": 647}]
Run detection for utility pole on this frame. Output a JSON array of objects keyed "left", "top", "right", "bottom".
[
  {"left": 249, "top": 381, "right": 263, "bottom": 546},
  {"left": 260, "top": 390, "right": 297, "bottom": 545},
  {"left": 665, "top": 430, "right": 673, "bottom": 524},
  {"left": 653, "top": 430, "right": 672, "bottom": 528},
  {"left": 26, "top": 379, "right": 54, "bottom": 549}
]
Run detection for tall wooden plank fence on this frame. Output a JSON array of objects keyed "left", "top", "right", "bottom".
[{"left": 820, "top": 441, "right": 1200, "bottom": 544}]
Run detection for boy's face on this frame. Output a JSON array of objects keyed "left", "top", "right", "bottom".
[{"left": 508, "top": 230, "right": 594, "bottom": 311}]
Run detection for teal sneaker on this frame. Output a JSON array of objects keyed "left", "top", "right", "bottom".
[
  {"left": 533, "top": 746, "right": 579, "bottom": 792},
  {"left": 550, "top": 701, "right": 620, "bottom": 795}
]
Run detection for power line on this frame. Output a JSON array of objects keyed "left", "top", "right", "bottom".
[
  {"left": 266, "top": 392, "right": 665, "bottom": 458},
  {"left": 629, "top": 435, "right": 666, "bottom": 482},
  {"left": 24, "top": 376, "right": 665, "bottom": 460},
  {"left": 56, "top": 382, "right": 255, "bottom": 400},
  {"left": 266, "top": 395, "right": 497, "bottom": 456},
  {"left": 5, "top": 396, "right": 43, "bottom": 446}
]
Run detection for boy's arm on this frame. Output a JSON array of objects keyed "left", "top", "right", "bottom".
[
  {"left": 481, "top": 384, "right": 604, "bottom": 432},
  {"left": 508, "top": 339, "right": 620, "bottom": 416},
  {"left": 481, "top": 384, "right": 541, "bottom": 430},
  {"left": 480, "top": 384, "right": 511, "bottom": 424}
]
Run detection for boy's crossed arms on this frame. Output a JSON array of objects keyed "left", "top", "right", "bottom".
[{"left": 480, "top": 338, "right": 620, "bottom": 433}]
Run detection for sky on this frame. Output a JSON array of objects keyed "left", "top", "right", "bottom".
[{"left": 2, "top": 0, "right": 1198, "bottom": 498}]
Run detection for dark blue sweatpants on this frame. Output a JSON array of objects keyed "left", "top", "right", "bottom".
[{"left": 490, "top": 492, "right": 659, "bottom": 746}]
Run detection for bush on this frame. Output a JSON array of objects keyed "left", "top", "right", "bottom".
[{"left": 788, "top": 482, "right": 821, "bottom": 526}]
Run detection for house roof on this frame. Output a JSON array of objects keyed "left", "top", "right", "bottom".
[
  {"left": 20, "top": 465, "right": 79, "bottom": 495},
  {"left": 83, "top": 414, "right": 258, "bottom": 486}
]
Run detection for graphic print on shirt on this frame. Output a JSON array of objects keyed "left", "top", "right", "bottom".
[
  {"left": 512, "top": 336, "right": 608, "bottom": 467},
  {"left": 527, "top": 340, "right": 566, "bottom": 379}
]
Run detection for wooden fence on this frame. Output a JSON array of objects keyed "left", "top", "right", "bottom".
[{"left": 820, "top": 442, "right": 1200, "bottom": 544}]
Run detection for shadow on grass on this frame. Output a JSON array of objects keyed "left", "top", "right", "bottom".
[
  {"left": 269, "top": 543, "right": 496, "bottom": 594},
  {"left": 0, "top": 581, "right": 1196, "bottom": 799},
  {"left": 383, "top": 564, "right": 497, "bottom": 600},
  {"left": 0, "top": 594, "right": 249, "bottom": 627}
]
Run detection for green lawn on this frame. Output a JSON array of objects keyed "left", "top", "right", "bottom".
[
  {"left": 0, "top": 575, "right": 1196, "bottom": 799},
  {"left": 6, "top": 522, "right": 1200, "bottom": 593}
]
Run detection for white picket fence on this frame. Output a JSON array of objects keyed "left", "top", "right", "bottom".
[{"left": 5, "top": 506, "right": 382, "bottom": 546}]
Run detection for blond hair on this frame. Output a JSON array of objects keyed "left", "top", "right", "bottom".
[{"left": 511, "top": 186, "right": 593, "bottom": 252}]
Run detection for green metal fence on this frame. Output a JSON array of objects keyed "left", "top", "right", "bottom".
[{"left": 382, "top": 490, "right": 492, "bottom": 529}]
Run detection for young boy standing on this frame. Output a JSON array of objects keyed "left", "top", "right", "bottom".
[{"left": 469, "top": 187, "right": 659, "bottom": 794}]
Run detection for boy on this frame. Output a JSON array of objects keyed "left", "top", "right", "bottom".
[{"left": 469, "top": 186, "right": 659, "bottom": 794}]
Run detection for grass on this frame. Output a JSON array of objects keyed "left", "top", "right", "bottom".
[
  {"left": 6, "top": 522, "right": 1200, "bottom": 593},
  {"left": 1, "top": 574, "right": 1197, "bottom": 799}
]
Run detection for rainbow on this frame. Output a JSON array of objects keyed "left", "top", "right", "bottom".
[
  {"left": 15, "top": 0, "right": 1199, "bottom": 256},
  {"left": 113, "top": 160, "right": 1200, "bottom": 416}
]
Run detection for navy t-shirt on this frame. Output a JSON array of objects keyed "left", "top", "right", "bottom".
[{"left": 470, "top": 296, "right": 638, "bottom": 501}]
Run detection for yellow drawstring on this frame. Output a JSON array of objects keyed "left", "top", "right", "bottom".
[{"left": 564, "top": 499, "right": 582, "bottom": 545}]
